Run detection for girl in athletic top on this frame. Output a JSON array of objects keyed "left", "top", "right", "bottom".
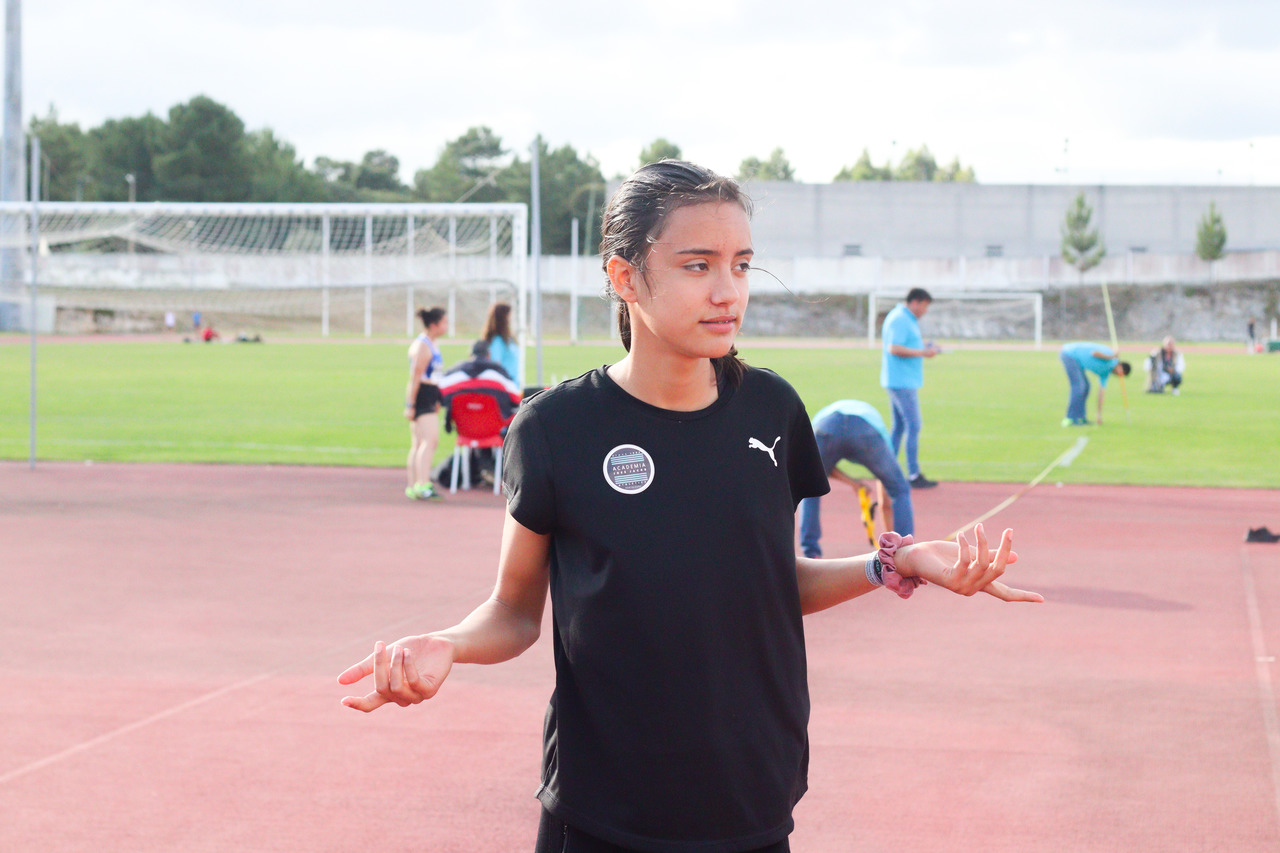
[
  {"left": 404, "top": 306, "right": 447, "bottom": 500},
  {"left": 342, "top": 162, "right": 1042, "bottom": 851}
]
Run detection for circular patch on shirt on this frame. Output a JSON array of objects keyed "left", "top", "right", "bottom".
[{"left": 602, "top": 444, "right": 655, "bottom": 494}]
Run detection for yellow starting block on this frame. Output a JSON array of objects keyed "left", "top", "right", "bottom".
[{"left": 857, "top": 486, "right": 877, "bottom": 546}]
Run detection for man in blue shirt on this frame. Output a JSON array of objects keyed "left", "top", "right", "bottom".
[
  {"left": 1059, "top": 342, "right": 1131, "bottom": 425},
  {"left": 880, "top": 288, "right": 940, "bottom": 488},
  {"left": 799, "top": 399, "right": 914, "bottom": 558}
]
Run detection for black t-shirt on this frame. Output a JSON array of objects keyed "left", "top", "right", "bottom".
[{"left": 503, "top": 365, "right": 830, "bottom": 852}]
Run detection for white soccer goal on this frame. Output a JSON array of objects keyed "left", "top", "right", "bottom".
[
  {"left": 0, "top": 200, "right": 528, "bottom": 368},
  {"left": 867, "top": 290, "right": 1043, "bottom": 348}
]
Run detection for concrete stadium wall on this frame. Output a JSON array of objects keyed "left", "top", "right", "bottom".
[{"left": 738, "top": 182, "right": 1280, "bottom": 259}]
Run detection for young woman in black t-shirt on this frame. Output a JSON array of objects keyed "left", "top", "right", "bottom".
[{"left": 340, "top": 161, "right": 1042, "bottom": 853}]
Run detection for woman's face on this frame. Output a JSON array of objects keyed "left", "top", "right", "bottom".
[
  {"left": 618, "top": 201, "right": 752, "bottom": 361},
  {"left": 430, "top": 316, "right": 448, "bottom": 338}
]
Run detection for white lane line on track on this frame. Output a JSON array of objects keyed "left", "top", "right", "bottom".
[
  {"left": 1240, "top": 548, "right": 1280, "bottom": 827},
  {"left": 0, "top": 614, "right": 425, "bottom": 787},
  {"left": 0, "top": 673, "right": 273, "bottom": 786},
  {"left": 1057, "top": 436, "right": 1089, "bottom": 467},
  {"left": 945, "top": 437, "right": 1088, "bottom": 541}
]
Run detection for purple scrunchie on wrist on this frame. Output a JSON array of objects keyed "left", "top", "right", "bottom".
[{"left": 878, "top": 531, "right": 926, "bottom": 599}]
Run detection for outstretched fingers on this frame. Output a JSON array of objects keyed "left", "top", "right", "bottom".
[
  {"left": 339, "top": 638, "right": 449, "bottom": 712},
  {"left": 982, "top": 579, "right": 1045, "bottom": 603},
  {"left": 336, "top": 653, "right": 375, "bottom": 686},
  {"left": 951, "top": 525, "right": 1015, "bottom": 596},
  {"left": 387, "top": 646, "right": 406, "bottom": 702},
  {"left": 339, "top": 641, "right": 389, "bottom": 712},
  {"left": 342, "top": 690, "right": 392, "bottom": 713},
  {"left": 385, "top": 646, "right": 437, "bottom": 706},
  {"left": 954, "top": 530, "right": 973, "bottom": 577},
  {"left": 952, "top": 526, "right": 985, "bottom": 595},
  {"left": 978, "top": 527, "right": 1014, "bottom": 588},
  {"left": 372, "top": 641, "right": 391, "bottom": 695},
  {"left": 978, "top": 528, "right": 1041, "bottom": 603}
]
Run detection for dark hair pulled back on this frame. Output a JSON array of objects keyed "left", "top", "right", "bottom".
[
  {"left": 417, "top": 306, "right": 446, "bottom": 331},
  {"left": 599, "top": 159, "right": 752, "bottom": 387}
]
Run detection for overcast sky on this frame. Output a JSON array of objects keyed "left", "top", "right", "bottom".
[{"left": 16, "top": 0, "right": 1280, "bottom": 186}]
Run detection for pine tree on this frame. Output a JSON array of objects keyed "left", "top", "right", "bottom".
[
  {"left": 1061, "top": 191, "right": 1106, "bottom": 273},
  {"left": 1195, "top": 202, "right": 1227, "bottom": 261},
  {"left": 737, "top": 147, "right": 796, "bottom": 182},
  {"left": 833, "top": 148, "right": 891, "bottom": 181}
]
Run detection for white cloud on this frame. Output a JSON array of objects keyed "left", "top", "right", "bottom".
[{"left": 11, "top": 0, "right": 1280, "bottom": 184}]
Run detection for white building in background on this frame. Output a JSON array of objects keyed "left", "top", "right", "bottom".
[{"left": 737, "top": 181, "right": 1280, "bottom": 260}]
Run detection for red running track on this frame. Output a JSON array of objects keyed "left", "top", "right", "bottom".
[{"left": 2, "top": 461, "right": 1278, "bottom": 851}]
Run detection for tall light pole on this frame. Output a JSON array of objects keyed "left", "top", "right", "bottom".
[
  {"left": 1, "top": 0, "right": 23, "bottom": 330},
  {"left": 1054, "top": 137, "right": 1070, "bottom": 180},
  {"left": 530, "top": 135, "right": 542, "bottom": 385},
  {"left": 2, "top": 0, "right": 21, "bottom": 203}
]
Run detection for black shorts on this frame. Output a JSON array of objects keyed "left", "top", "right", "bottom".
[
  {"left": 413, "top": 383, "right": 442, "bottom": 417},
  {"left": 534, "top": 809, "right": 789, "bottom": 853}
]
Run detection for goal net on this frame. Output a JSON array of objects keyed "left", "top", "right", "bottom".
[
  {"left": 0, "top": 201, "right": 527, "bottom": 343},
  {"left": 868, "top": 290, "right": 1043, "bottom": 347}
]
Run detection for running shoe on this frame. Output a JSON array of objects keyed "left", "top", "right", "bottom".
[
  {"left": 1245, "top": 526, "right": 1280, "bottom": 543},
  {"left": 414, "top": 483, "right": 444, "bottom": 501},
  {"left": 909, "top": 473, "right": 939, "bottom": 489}
]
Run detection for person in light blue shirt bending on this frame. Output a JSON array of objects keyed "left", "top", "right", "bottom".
[
  {"left": 1059, "top": 342, "right": 1131, "bottom": 425},
  {"left": 799, "top": 400, "right": 914, "bottom": 558},
  {"left": 880, "top": 288, "right": 940, "bottom": 488}
]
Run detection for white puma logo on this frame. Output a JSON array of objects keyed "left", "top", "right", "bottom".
[{"left": 748, "top": 436, "right": 781, "bottom": 467}]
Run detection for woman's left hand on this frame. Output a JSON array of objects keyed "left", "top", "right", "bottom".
[{"left": 897, "top": 524, "right": 1043, "bottom": 603}]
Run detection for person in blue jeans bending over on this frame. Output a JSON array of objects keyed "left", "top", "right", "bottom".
[
  {"left": 880, "top": 288, "right": 940, "bottom": 488},
  {"left": 799, "top": 400, "right": 914, "bottom": 559},
  {"left": 1059, "top": 342, "right": 1131, "bottom": 426}
]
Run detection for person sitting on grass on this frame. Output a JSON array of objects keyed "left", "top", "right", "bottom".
[
  {"left": 1059, "top": 341, "right": 1131, "bottom": 426},
  {"left": 799, "top": 399, "right": 914, "bottom": 558},
  {"left": 1144, "top": 336, "right": 1184, "bottom": 395}
]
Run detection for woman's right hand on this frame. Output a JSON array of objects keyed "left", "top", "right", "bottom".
[{"left": 338, "top": 635, "right": 456, "bottom": 712}]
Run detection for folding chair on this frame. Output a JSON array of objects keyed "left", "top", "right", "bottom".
[{"left": 447, "top": 392, "right": 513, "bottom": 495}]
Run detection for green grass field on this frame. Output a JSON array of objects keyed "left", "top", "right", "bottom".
[{"left": 2, "top": 337, "right": 1277, "bottom": 488}]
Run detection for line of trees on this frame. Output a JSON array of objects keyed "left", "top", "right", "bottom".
[
  {"left": 834, "top": 146, "right": 976, "bottom": 182},
  {"left": 30, "top": 96, "right": 979, "bottom": 252},
  {"left": 731, "top": 144, "right": 975, "bottom": 183},
  {"left": 30, "top": 97, "right": 607, "bottom": 254}
]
